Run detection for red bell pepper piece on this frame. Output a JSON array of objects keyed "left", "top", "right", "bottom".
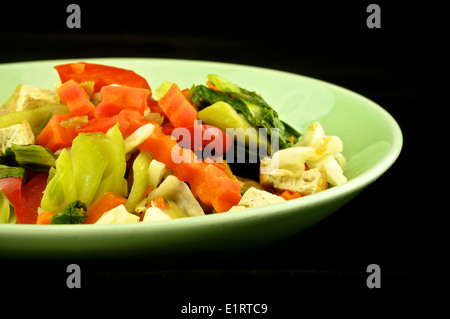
[
  {"left": 19, "top": 172, "right": 48, "bottom": 224},
  {"left": 36, "top": 114, "right": 79, "bottom": 153},
  {"left": 57, "top": 79, "right": 96, "bottom": 117},
  {"left": 54, "top": 62, "right": 151, "bottom": 94},
  {"left": 95, "top": 85, "right": 150, "bottom": 118},
  {"left": 0, "top": 177, "right": 23, "bottom": 221},
  {"left": 158, "top": 83, "right": 198, "bottom": 128}
]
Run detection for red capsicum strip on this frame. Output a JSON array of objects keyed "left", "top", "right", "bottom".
[
  {"left": 20, "top": 172, "right": 48, "bottom": 224},
  {"left": 54, "top": 62, "right": 152, "bottom": 94}
]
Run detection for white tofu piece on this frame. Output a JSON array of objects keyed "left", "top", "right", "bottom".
[
  {"left": 14, "top": 85, "right": 60, "bottom": 112},
  {"left": 228, "top": 187, "right": 285, "bottom": 211},
  {"left": 0, "top": 120, "right": 35, "bottom": 156},
  {"left": 260, "top": 165, "right": 328, "bottom": 196}
]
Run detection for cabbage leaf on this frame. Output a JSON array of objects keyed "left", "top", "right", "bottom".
[{"left": 40, "top": 124, "right": 127, "bottom": 214}]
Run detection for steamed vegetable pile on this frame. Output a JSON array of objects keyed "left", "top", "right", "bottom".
[{"left": 0, "top": 62, "right": 347, "bottom": 225}]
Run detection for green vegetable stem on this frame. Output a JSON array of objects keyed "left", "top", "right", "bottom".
[{"left": 189, "top": 74, "right": 301, "bottom": 150}]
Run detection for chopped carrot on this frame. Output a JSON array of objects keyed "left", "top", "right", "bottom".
[
  {"left": 206, "top": 81, "right": 220, "bottom": 91},
  {"left": 158, "top": 83, "right": 198, "bottom": 128},
  {"left": 139, "top": 124, "right": 180, "bottom": 170},
  {"left": 77, "top": 113, "right": 131, "bottom": 136},
  {"left": 172, "top": 161, "right": 208, "bottom": 197},
  {"left": 278, "top": 190, "right": 302, "bottom": 200},
  {"left": 147, "top": 98, "right": 164, "bottom": 115},
  {"left": 151, "top": 195, "right": 169, "bottom": 210},
  {"left": 84, "top": 192, "right": 127, "bottom": 224},
  {"left": 36, "top": 211, "right": 56, "bottom": 224},
  {"left": 196, "top": 164, "right": 242, "bottom": 212},
  {"left": 118, "top": 109, "right": 152, "bottom": 136},
  {"left": 77, "top": 108, "right": 152, "bottom": 137},
  {"left": 95, "top": 86, "right": 150, "bottom": 117},
  {"left": 138, "top": 123, "right": 242, "bottom": 212},
  {"left": 57, "top": 79, "right": 96, "bottom": 117},
  {"left": 36, "top": 113, "right": 79, "bottom": 153},
  {"left": 181, "top": 88, "right": 191, "bottom": 100},
  {"left": 181, "top": 88, "right": 197, "bottom": 109},
  {"left": 144, "top": 186, "right": 153, "bottom": 198}
]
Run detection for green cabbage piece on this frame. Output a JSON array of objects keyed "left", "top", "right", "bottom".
[
  {"left": 189, "top": 74, "right": 301, "bottom": 150},
  {"left": 70, "top": 133, "right": 108, "bottom": 206},
  {"left": 0, "top": 104, "right": 69, "bottom": 135},
  {"left": 40, "top": 124, "right": 127, "bottom": 214},
  {"left": 154, "top": 80, "right": 172, "bottom": 100},
  {"left": 1, "top": 144, "right": 56, "bottom": 171},
  {"left": 146, "top": 175, "right": 205, "bottom": 217},
  {"left": 0, "top": 190, "right": 16, "bottom": 224},
  {"left": 40, "top": 148, "right": 76, "bottom": 214},
  {"left": 92, "top": 123, "right": 127, "bottom": 200},
  {"left": 125, "top": 150, "right": 152, "bottom": 213}
]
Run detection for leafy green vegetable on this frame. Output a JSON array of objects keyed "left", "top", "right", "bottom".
[
  {"left": 197, "top": 101, "right": 269, "bottom": 158},
  {"left": 197, "top": 101, "right": 253, "bottom": 132},
  {"left": 50, "top": 200, "right": 88, "bottom": 224},
  {"left": 125, "top": 150, "right": 152, "bottom": 213},
  {"left": 70, "top": 133, "right": 108, "bottom": 206},
  {"left": 0, "top": 190, "right": 16, "bottom": 224},
  {"left": 40, "top": 148, "right": 77, "bottom": 214},
  {"left": 40, "top": 124, "right": 127, "bottom": 214},
  {"left": 91, "top": 123, "right": 127, "bottom": 200},
  {"left": 189, "top": 74, "right": 301, "bottom": 150},
  {"left": 0, "top": 144, "right": 56, "bottom": 171},
  {"left": 0, "top": 164, "right": 26, "bottom": 179},
  {"left": 0, "top": 104, "right": 69, "bottom": 135},
  {"left": 154, "top": 80, "right": 172, "bottom": 100}
]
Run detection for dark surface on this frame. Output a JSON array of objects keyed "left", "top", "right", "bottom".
[{"left": 0, "top": 1, "right": 444, "bottom": 316}]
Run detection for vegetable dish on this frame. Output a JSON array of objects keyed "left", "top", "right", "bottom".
[{"left": 0, "top": 62, "right": 347, "bottom": 225}]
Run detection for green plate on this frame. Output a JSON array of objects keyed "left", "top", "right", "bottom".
[{"left": 0, "top": 58, "right": 402, "bottom": 260}]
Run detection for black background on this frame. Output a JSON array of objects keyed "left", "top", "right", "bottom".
[{"left": 0, "top": 1, "right": 445, "bottom": 316}]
